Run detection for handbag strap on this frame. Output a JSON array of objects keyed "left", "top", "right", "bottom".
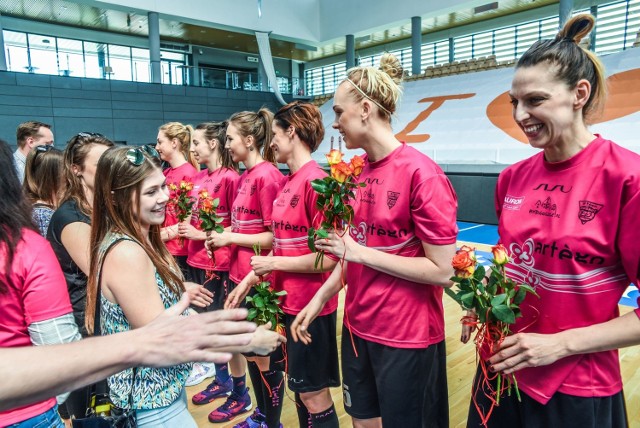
[{"left": 94, "top": 235, "right": 138, "bottom": 410}]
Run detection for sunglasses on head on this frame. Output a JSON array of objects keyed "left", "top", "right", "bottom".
[
  {"left": 126, "top": 145, "right": 159, "bottom": 166},
  {"left": 76, "top": 132, "right": 105, "bottom": 139},
  {"left": 35, "top": 145, "right": 54, "bottom": 154}
]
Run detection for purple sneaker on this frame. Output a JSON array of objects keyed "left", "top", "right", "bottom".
[
  {"left": 191, "top": 377, "right": 232, "bottom": 405},
  {"left": 232, "top": 408, "right": 267, "bottom": 428},
  {"left": 208, "top": 388, "right": 253, "bottom": 423}
]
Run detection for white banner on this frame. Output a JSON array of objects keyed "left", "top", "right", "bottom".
[{"left": 315, "top": 48, "right": 640, "bottom": 165}]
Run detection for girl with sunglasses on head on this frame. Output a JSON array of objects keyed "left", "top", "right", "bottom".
[
  {"left": 0, "top": 138, "right": 79, "bottom": 428},
  {"left": 177, "top": 122, "right": 240, "bottom": 387},
  {"left": 201, "top": 109, "right": 284, "bottom": 427},
  {"left": 22, "top": 145, "right": 64, "bottom": 236},
  {"left": 227, "top": 101, "right": 341, "bottom": 428},
  {"left": 47, "top": 132, "right": 114, "bottom": 421},
  {"left": 85, "top": 146, "right": 284, "bottom": 427},
  {"left": 291, "top": 54, "right": 458, "bottom": 428},
  {"left": 156, "top": 122, "right": 200, "bottom": 279},
  {"left": 463, "top": 15, "right": 640, "bottom": 428}
]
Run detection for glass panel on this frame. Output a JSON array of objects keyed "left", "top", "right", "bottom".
[
  {"left": 84, "top": 41, "right": 107, "bottom": 79},
  {"left": 28, "top": 34, "right": 58, "bottom": 74},
  {"left": 131, "top": 48, "right": 150, "bottom": 83},
  {"left": 56, "top": 38, "right": 84, "bottom": 77},
  {"left": 3, "top": 30, "right": 29, "bottom": 72},
  {"left": 107, "top": 44, "right": 133, "bottom": 81}
]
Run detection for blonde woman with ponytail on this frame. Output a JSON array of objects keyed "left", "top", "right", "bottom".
[
  {"left": 156, "top": 122, "right": 199, "bottom": 277},
  {"left": 463, "top": 15, "right": 638, "bottom": 427},
  {"left": 201, "top": 109, "right": 285, "bottom": 425},
  {"left": 291, "top": 53, "right": 458, "bottom": 428}
]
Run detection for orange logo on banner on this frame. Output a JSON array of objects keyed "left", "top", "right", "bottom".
[
  {"left": 486, "top": 68, "right": 640, "bottom": 143},
  {"left": 395, "top": 93, "right": 476, "bottom": 143}
]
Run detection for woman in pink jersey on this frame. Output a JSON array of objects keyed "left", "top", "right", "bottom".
[
  {"left": 202, "top": 110, "right": 285, "bottom": 427},
  {"left": 227, "top": 101, "right": 341, "bottom": 428},
  {"left": 179, "top": 121, "right": 240, "bottom": 387},
  {"left": 156, "top": 122, "right": 199, "bottom": 278},
  {"left": 463, "top": 15, "right": 640, "bottom": 428},
  {"left": 292, "top": 54, "right": 458, "bottom": 427}
]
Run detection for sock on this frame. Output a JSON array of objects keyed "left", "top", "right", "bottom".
[
  {"left": 232, "top": 374, "right": 247, "bottom": 396},
  {"left": 295, "top": 392, "right": 312, "bottom": 428},
  {"left": 261, "top": 370, "right": 284, "bottom": 428},
  {"left": 310, "top": 404, "right": 339, "bottom": 428},
  {"left": 215, "top": 363, "right": 230, "bottom": 383},
  {"left": 247, "top": 361, "right": 267, "bottom": 411}
]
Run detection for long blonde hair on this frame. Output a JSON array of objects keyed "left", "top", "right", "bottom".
[
  {"left": 228, "top": 109, "right": 276, "bottom": 165},
  {"left": 86, "top": 146, "right": 184, "bottom": 334},
  {"left": 159, "top": 122, "right": 199, "bottom": 169}
]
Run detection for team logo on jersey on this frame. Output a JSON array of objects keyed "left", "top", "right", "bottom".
[
  {"left": 250, "top": 184, "right": 257, "bottom": 196},
  {"left": 361, "top": 189, "right": 375, "bottom": 205},
  {"left": 214, "top": 184, "right": 222, "bottom": 193},
  {"left": 578, "top": 200, "right": 603, "bottom": 224},
  {"left": 351, "top": 222, "right": 368, "bottom": 246},
  {"left": 503, "top": 194, "right": 525, "bottom": 211},
  {"left": 529, "top": 197, "right": 560, "bottom": 219},
  {"left": 387, "top": 191, "right": 400, "bottom": 209},
  {"left": 533, "top": 183, "right": 572, "bottom": 193},
  {"left": 290, "top": 194, "right": 300, "bottom": 208}
]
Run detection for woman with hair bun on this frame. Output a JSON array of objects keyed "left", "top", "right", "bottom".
[
  {"left": 292, "top": 53, "right": 459, "bottom": 427},
  {"left": 156, "top": 122, "right": 199, "bottom": 278},
  {"left": 464, "top": 14, "right": 639, "bottom": 427}
]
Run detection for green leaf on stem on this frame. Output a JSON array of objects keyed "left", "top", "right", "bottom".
[{"left": 492, "top": 304, "right": 516, "bottom": 324}]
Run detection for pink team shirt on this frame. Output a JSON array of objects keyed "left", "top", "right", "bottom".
[
  {"left": 495, "top": 135, "right": 640, "bottom": 404},
  {"left": 0, "top": 229, "right": 73, "bottom": 425},
  {"left": 187, "top": 168, "right": 240, "bottom": 271},
  {"left": 163, "top": 162, "right": 198, "bottom": 256},
  {"left": 229, "top": 162, "right": 283, "bottom": 284},
  {"left": 271, "top": 160, "right": 338, "bottom": 316},
  {"left": 345, "top": 144, "right": 458, "bottom": 348}
]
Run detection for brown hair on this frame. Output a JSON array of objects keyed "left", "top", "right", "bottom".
[
  {"left": 195, "top": 121, "right": 238, "bottom": 171},
  {"left": 23, "top": 146, "right": 64, "bottom": 207},
  {"left": 343, "top": 53, "right": 404, "bottom": 122},
  {"left": 228, "top": 108, "right": 276, "bottom": 164},
  {"left": 86, "top": 146, "right": 184, "bottom": 334},
  {"left": 273, "top": 101, "right": 325, "bottom": 153},
  {"left": 159, "top": 122, "right": 199, "bottom": 169},
  {"left": 16, "top": 121, "right": 51, "bottom": 149},
  {"left": 516, "top": 14, "right": 606, "bottom": 123},
  {"left": 60, "top": 133, "right": 114, "bottom": 217}
]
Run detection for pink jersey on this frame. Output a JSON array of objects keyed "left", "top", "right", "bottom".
[
  {"left": 163, "top": 162, "right": 198, "bottom": 256},
  {"left": 187, "top": 168, "right": 240, "bottom": 271},
  {"left": 229, "top": 162, "right": 283, "bottom": 284},
  {"left": 345, "top": 143, "right": 458, "bottom": 348},
  {"left": 0, "top": 229, "right": 73, "bottom": 425},
  {"left": 271, "top": 160, "right": 338, "bottom": 316},
  {"left": 495, "top": 135, "right": 640, "bottom": 404}
]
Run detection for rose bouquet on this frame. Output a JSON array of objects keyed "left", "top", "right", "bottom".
[
  {"left": 168, "top": 180, "right": 196, "bottom": 247},
  {"left": 197, "top": 189, "right": 224, "bottom": 277},
  {"left": 307, "top": 149, "right": 366, "bottom": 269},
  {"left": 445, "top": 244, "right": 538, "bottom": 427},
  {"left": 245, "top": 244, "right": 287, "bottom": 334}
]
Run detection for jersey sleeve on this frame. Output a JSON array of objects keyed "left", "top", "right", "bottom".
[
  {"left": 411, "top": 173, "right": 458, "bottom": 245},
  {"left": 22, "top": 233, "right": 73, "bottom": 325},
  {"left": 616, "top": 185, "right": 640, "bottom": 318}
]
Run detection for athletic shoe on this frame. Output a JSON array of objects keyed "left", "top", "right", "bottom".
[
  {"left": 185, "top": 362, "right": 216, "bottom": 387},
  {"left": 208, "top": 388, "right": 253, "bottom": 423},
  {"left": 232, "top": 408, "right": 267, "bottom": 428},
  {"left": 191, "top": 377, "right": 232, "bottom": 405}
]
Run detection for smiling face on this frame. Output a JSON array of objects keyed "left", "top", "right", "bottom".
[
  {"left": 270, "top": 122, "right": 293, "bottom": 164},
  {"left": 510, "top": 63, "right": 586, "bottom": 153},
  {"left": 225, "top": 122, "right": 250, "bottom": 164},
  {"left": 332, "top": 82, "right": 364, "bottom": 150},
  {"left": 135, "top": 168, "right": 169, "bottom": 230},
  {"left": 155, "top": 130, "right": 178, "bottom": 162},
  {"left": 191, "top": 128, "right": 215, "bottom": 166}
]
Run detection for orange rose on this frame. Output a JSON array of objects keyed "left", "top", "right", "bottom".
[
  {"left": 452, "top": 246, "right": 476, "bottom": 270},
  {"left": 331, "top": 161, "right": 353, "bottom": 183},
  {"left": 349, "top": 155, "right": 365, "bottom": 176},
  {"left": 455, "top": 265, "right": 476, "bottom": 279},
  {"left": 325, "top": 149, "right": 343, "bottom": 166},
  {"left": 491, "top": 244, "right": 509, "bottom": 265},
  {"left": 168, "top": 183, "right": 177, "bottom": 191},
  {"left": 201, "top": 198, "right": 214, "bottom": 212},
  {"left": 199, "top": 189, "right": 209, "bottom": 199}
]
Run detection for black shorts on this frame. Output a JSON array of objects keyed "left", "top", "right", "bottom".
[
  {"left": 173, "top": 255, "right": 191, "bottom": 281},
  {"left": 187, "top": 266, "right": 232, "bottom": 312},
  {"left": 285, "top": 311, "right": 340, "bottom": 393},
  {"left": 467, "top": 367, "right": 628, "bottom": 428},
  {"left": 341, "top": 326, "right": 448, "bottom": 427}
]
